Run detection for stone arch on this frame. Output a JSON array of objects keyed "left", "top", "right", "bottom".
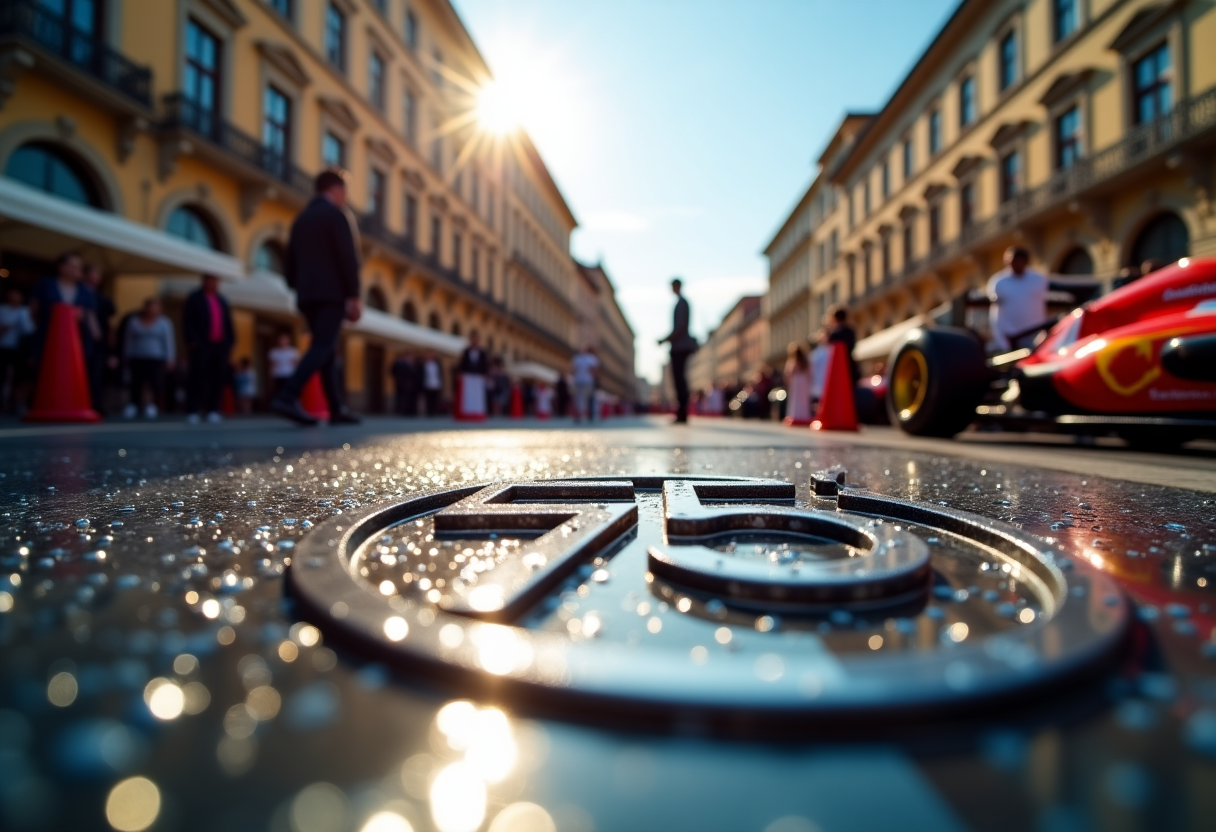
[
  {"left": 1055, "top": 246, "right": 1094, "bottom": 274},
  {"left": 154, "top": 188, "right": 236, "bottom": 253},
  {"left": 401, "top": 300, "right": 418, "bottom": 323},
  {"left": 366, "top": 285, "right": 388, "bottom": 311},
  {"left": 247, "top": 224, "right": 288, "bottom": 273},
  {"left": 0, "top": 120, "right": 125, "bottom": 213},
  {"left": 1117, "top": 199, "right": 1196, "bottom": 268},
  {"left": 1128, "top": 211, "right": 1189, "bottom": 267}
]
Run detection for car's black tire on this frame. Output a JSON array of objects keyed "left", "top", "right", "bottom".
[{"left": 886, "top": 327, "right": 989, "bottom": 438}]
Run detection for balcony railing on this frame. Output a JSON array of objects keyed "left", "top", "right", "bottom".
[
  {"left": 852, "top": 84, "right": 1216, "bottom": 310},
  {"left": 162, "top": 93, "right": 312, "bottom": 195},
  {"left": 0, "top": 0, "right": 151, "bottom": 107}
]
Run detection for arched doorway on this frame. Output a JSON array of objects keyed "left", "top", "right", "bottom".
[
  {"left": 1130, "top": 212, "right": 1188, "bottom": 266},
  {"left": 254, "top": 240, "right": 285, "bottom": 274},
  {"left": 428, "top": 312, "right": 442, "bottom": 331},
  {"left": 166, "top": 205, "right": 222, "bottom": 250},
  {"left": 401, "top": 301, "right": 417, "bottom": 323},
  {"left": 1057, "top": 247, "right": 1094, "bottom": 275},
  {"left": 366, "top": 286, "right": 388, "bottom": 311},
  {"left": 450, "top": 321, "right": 462, "bottom": 337},
  {"left": 4, "top": 141, "right": 103, "bottom": 208}
]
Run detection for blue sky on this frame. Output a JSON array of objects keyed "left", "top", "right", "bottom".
[{"left": 452, "top": 0, "right": 960, "bottom": 382}]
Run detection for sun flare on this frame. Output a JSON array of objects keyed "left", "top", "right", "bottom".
[{"left": 476, "top": 82, "right": 518, "bottom": 135}]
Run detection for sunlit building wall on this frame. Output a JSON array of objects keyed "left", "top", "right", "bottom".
[
  {"left": 0, "top": 0, "right": 597, "bottom": 410},
  {"left": 827, "top": 0, "right": 1216, "bottom": 339},
  {"left": 574, "top": 261, "right": 637, "bottom": 402}
]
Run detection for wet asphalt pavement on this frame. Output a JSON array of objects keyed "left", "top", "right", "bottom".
[{"left": 0, "top": 416, "right": 1214, "bottom": 832}]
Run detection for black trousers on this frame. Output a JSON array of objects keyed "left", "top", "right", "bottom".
[
  {"left": 187, "top": 343, "right": 230, "bottom": 414},
  {"left": 282, "top": 302, "right": 345, "bottom": 414},
  {"left": 128, "top": 358, "right": 166, "bottom": 408},
  {"left": 423, "top": 388, "right": 441, "bottom": 416},
  {"left": 671, "top": 350, "right": 692, "bottom": 421}
]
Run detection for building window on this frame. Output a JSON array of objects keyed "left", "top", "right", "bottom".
[
  {"left": 1055, "top": 106, "right": 1081, "bottom": 169},
  {"left": 881, "top": 236, "right": 890, "bottom": 279},
  {"left": 369, "top": 52, "right": 386, "bottom": 110},
  {"left": 431, "top": 49, "right": 444, "bottom": 90},
  {"left": 428, "top": 311, "right": 441, "bottom": 330},
  {"left": 487, "top": 185, "right": 495, "bottom": 227},
  {"left": 1000, "top": 150, "right": 1020, "bottom": 202},
  {"left": 999, "top": 30, "right": 1018, "bottom": 91},
  {"left": 1054, "top": 0, "right": 1078, "bottom": 42},
  {"left": 902, "top": 222, "right": 914, "bottom": 266},
  {"left": 928, "top": 109, "right": 942, "bottom": 155},
  {"left": 5, "top": 142, "right": 101, "bottom": 208},
  {"left": 403, "top": 89, "right": 417, "bottom": 145},
  {"left": 404, "top": 193, "right": 418, "bottom": 240},
  {"left": 430, "top": 215, "right": 442, "bottom": 256},
  {"left": 321, "top": 132, "right": 345, "bottom": 168},
  {"left": 452, "top": 231, "right": 462, "bottom": 273},
  {"left": 959, "top": 182, "right": 975, "bottom": 229},
  {"left": 255, "top": 240, "right": 285, "bottom": 274},
  {"left": 184, "top": 18, "right": 221, "bottom": 135},
  {"left": 1133, "top": 43, "right": 1172, "bottom": 125},
  {"left": 262, "top": 85, "right": 291, "bottom": 167},
  {"left": 928, "top": 204, "right": 941, "bottom": 247},
  {"left": 267, "top": 0, "right": 292, "bottom": 20},
  {"left": 902, "top": 137, "right": 914, "bottom": 180},
  {"left": 369, "top": 168, "right": 386, "bottom": 221},
  {"left": 862, "top": 180, "right": 871, "bottom": 216},
  {"left": 472, "top": 246, "right": 480, "bottom": 282},
  {"left": 405, "top": 9, "right": 419, "bottom": 50},
  {"left": 167, "top": 205, "right": 219, "bottom": 250},
  {"left": 830, "top": 229, "right": 839, "bottom": 266},
  {"left": 881, "top": 162, "right": 890, "bottom": 199},
  {"left": 471, "top": 170, "right": 481, "bottom": 212},
  {"left": 325, "top": 4, "right": 346, "bottom": 71},
  {"left": 402, "top": 301, "right": 418, "bottom": 323},
  {"left": 430, "top": 134, "right": 442, "bottom": 172},
  {"left": 959, "top": 76, "right": 976, "bottom": 127}
]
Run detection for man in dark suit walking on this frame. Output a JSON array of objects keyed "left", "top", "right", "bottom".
[
  {"left": 273, "top": 170, "right": 362, "bottom": 425},
  {"left": 182, "top": 273, "right": 234, "bottom": 423},
  {"left": 659, "top": 277, "right": 697, "bottom": 424}
]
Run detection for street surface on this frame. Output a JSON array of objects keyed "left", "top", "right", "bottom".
[{"left": 0, "top": 416, "right": 1214, "bottom": 832}]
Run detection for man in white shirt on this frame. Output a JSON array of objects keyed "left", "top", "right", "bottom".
[
  {"left": 421, "top": 351, "right": 443, "bottom": 416},
  {"left": 987, "top": 246, "right": 1050, "bottom": 352}
]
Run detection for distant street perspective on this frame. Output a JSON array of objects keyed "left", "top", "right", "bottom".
[{"left": 0, "top": 1, "right": 1214, "bottom": 831}]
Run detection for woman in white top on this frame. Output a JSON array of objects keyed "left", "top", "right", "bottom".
[
  {"left": 783, "top": 342, "right": 813, "bottom": 425},
  {"left": 122, "top": 298, "right": 175, "bottom": 419},
  {"left": 267, "top": 333, "right": 299, "bottom": 400},
  {"left": 570, "top": 346, "right": 600, "bottom": 423}
]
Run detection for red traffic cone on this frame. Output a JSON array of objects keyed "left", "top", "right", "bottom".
[
  {"left": 24, "top": 303, "right": 100, "bottom": 423},
  {"left": 810, "top": 342, "right": 859, "bottom": 432},
  {"left": 301, "top": 373, "right": 330, "bottom": 421},
  {"left": 509, "top": 383, "right": 524, "bottom": 419}
]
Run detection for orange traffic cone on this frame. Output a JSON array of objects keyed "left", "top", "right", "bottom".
[
  {"left": 509, "top": 383, "right": 524, "bottom": 419},
  {"left": 301, "top": 373, "right": 330, "bottom": 421},
  {"left": 810, "top": 342, "right": 859, "bottom": 432},
  {"left": 24, "top": 303, "right": 100, "bottom": 423}
]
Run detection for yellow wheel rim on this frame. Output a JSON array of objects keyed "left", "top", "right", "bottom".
[{"left": 892, "top": 349, "right": 929, "bottom": 421}]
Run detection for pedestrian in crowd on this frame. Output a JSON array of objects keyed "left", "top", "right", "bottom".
[
  {"left": 489, "top": 357, "right": 511, "bottom": 417},
  {"left": 571, "top": 345, "right": 599, "bottom": 424},
  {"left": 0, "top": 288, "right": 34, "bottom": 414},
  {"left": 534, "top": 383, "right": 554, "bottom": 419},
  {"left": 121, "top": 297, "right": 175, "bottom": 420},
  {"left": 234, "top": 357, "right": 257, "bottom": 414},
  {"left": 987, "top": 246, "right": 1048, "bottom": 352},
  {"left": 273, "top": 169, "right": 362, "bottom": 426},
  {"left": 84, "top": 264, "right": 115, "bottom": 414},
  {"left": 391, "top": 351, "right": 419, "bottom": 416},
  {"left": 456, "top": 330, "right": 489, "bottom": 419},
  {"left": 421, "top": 351, "right": 443, "bottom": 416},
  {"left": 659, "top": 277, "right": 697, "bottom": 424},
  {"left": 267, "top": 333, "right": 299, "bottom": 402},
  {"left": 31, "top": 252, "right": 99, "bottom": 364},
  {"left": 554, "top": 374, "right": 570, "bottom": 418},
  {"left": 183, "top": 273, "right": 234, "bottom": 424},
  {"left": 784, "top": 342, "right": 813, "bottom": 424},
  {"left": 810, "top": 330, "right": 831, "bottom": 411},
  {"left": 827, "top": 306, "right": 859, "bottom": 384}
]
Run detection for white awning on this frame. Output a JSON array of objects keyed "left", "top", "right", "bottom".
[
  {"left": 0, "top": 177, "right": 245, "bottom": 280},
  {"left": 853, "top": 315, "right": 926, "bottom": 362},
  {"left": 161, "top": 271, "right": 296, "bottom": 315},
  {"left": 351, "top": 308, "right": 466, "bottom": 357},
  {"left": 509, "top": 361, "right": 561, "bottom": 384}
]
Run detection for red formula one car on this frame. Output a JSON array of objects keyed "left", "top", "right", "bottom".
[{"left": 885, "top": 257, "right": 1216, "bottom": 445}]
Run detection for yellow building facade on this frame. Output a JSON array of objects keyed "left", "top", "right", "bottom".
[
  {"left": 829, "top": 0, "right": 1216, "bottom": 340},
  {"left": 0, "top": 0, "right": 605, "bottom": 411}
]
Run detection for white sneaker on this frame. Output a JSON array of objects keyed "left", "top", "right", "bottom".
[
  {"left": 206, "top": 411, "right": 223, "bottom": 424},
  {"left": 143, "top": 404, "right": 158, "bottom": 419},
  {"left": 186, "top": 413, "right": 201, "bottom": 424},
  {"left": 122, "top": 404, "right": 137, "bottom": 420}
]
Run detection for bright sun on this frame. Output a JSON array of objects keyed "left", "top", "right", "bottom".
[{"left": 476, "top": 82, "right": 519, "bottom": 135}]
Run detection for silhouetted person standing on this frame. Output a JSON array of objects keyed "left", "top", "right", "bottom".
[
  {"left": 660, "top": 278, "right": 697, "bottom": 424},
  {"left": 182, "top": 273, "right": 233, "bottom": 423},
  {"left": 827, "top": 306, "right": 859, "bottom": 384},
  {"left": 392, "top": 352, "right": 419, "bottom": 416},
  {"left": 274, "top": 170, "right": 362, "bottom": 426}
]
